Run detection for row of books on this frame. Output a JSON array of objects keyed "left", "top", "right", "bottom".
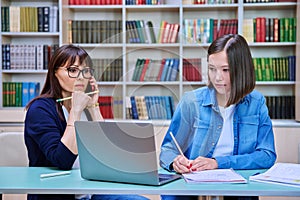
[
  {"left": 183, "top": 18, "right": 238, "bottom": 44},
  {"left": 128, "top": 96, "right": 175, "bottom": 120},
  {"left": 157, "top": 21, "right": 180, "bottom": 43},
  {"left": 183, "top": 58, "right": 202, "bottom": 82},
  {"left": 69, "top": 20, "right": 122, "bottom": 44},
  {"left": 243, "top": 17, "right": 297, "bottom": 43},
  {"left": 192, "top": 0, "right": 236, "bottom": 4},
  {"left": 1, "top": 6, "right": 58, "bottom": 32},
  {"left": 244, "top": 0, "right": 296, "bottom": 2},
  {"left": 125, "top": 0, "right": 164, "bottom": 4},
  {"left": 69, "top": 0, "right": 122, "bottom": 5},
  {"left": 93, "top": 58, "right": 123, "bottom": 82},
  {"left": 2, "top": 44, "right": 59, "bottom": 70},
  {"left": 2, "top": 82, "right": 40, "bottom": 107},
  {"left": 126, "top": 20, "right": 159, "bottom": 43},
  {"left": 97, "top": 96, "right": 120, "bottom": 119},
  {"left": 132, "top": 58, "right": 179, "bottom": 82},
  {"left": 254, "top": 56, "right": 296, "bottom": 82},
  {"left": 266, "top": 96, "right": 295, "bottom": 119}
]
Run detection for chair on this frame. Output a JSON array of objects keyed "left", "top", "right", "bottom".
[{"left": 0, "top": 132, "right": 28, "bottom": 200}]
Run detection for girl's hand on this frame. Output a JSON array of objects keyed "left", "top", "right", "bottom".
[
  {"left": 189, "top": 156, "right": 218, "bottom": 172},
  {"left": 172, "top": 155, "right": 192, "bottom": 174}
]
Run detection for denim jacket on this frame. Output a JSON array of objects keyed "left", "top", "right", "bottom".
[{"left": 160, "top": 86, "right": 276, "bottom": 171}]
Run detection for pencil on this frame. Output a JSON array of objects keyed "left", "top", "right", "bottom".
[
  {"left": 40, "top": 171, "right": 71, "bottom": 178},
  {"left": 169, "top": 131, "right": 184, "bottom": 156},
  {"left": 56, "top": 90, "right": 99, "bottom": 102}
]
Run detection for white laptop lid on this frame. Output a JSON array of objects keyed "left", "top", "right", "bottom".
[{"left": 75, "top": 120, "right": 180, "bottom": 186}]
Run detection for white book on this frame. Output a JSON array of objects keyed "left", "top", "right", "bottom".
[{"left": 250, "top": 163, "right": 300, "bottom": 188}]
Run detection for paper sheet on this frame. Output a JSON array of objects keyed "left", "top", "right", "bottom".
[{"left": 182, "top": 168, "right": 247, "bottom": 184}]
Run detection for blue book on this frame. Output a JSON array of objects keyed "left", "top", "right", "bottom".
[
  {"left": 164, "top": 96, "right": 172, "bottom": 119},
  {"left": 29, "top": 82, "right": 40, "bottom": 102},
  {"left": 169, "top": 58, "right": 179, "bottom": 81},
  {"left": 165, "top": 58, "right": 174, "bottom": 81},
  {"left": 130, "top": 96, "right": 139, "bottom": 119},
  {"left": 169, "top": 96, "right": 175, "bottom": 117},
  {"left": 160, "top": 58, "right": 170, "bottom": 81},
  {"left": 22, "top": 82, "right": 30, "bottom": 107},
  {"left": 144, "top": 96, "right": 152, "bottom": 119}
]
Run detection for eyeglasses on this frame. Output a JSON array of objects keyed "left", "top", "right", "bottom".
[{"left": 62, "top": 66, "right": 94, "bottom": 79}]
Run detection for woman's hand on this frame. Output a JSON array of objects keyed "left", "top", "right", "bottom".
[
  {"left": 189, "top": 156, "right": 218, "bottom": 172},
  {"left": 71, "top": 91, "right": 91, "bottom": 113},
  {"left": 172, "top": 155, "right": 192, "bottom": 174}
]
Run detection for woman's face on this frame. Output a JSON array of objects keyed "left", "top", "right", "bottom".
[
  {"left": 208, "top": 50, "right": 231, "bottom": 102},
  {"left": 55, "top": 57, "right": 90, "bottom": 97}
]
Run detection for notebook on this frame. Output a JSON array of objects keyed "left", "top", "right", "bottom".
[{"left": 74, "top": 120, "right": 181, "bottom": 186}]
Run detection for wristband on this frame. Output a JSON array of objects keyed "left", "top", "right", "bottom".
[{"left": 86, "top": 103, "right": 99, "bottom": 108}]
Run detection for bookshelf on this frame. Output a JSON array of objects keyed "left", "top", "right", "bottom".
[{"left": 0, "top": 0, "right": 298, "bottom": 123}]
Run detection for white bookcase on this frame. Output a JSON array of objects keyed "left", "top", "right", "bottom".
[{"left": 0, "top": 0, "right": 298, "bottom": 123}]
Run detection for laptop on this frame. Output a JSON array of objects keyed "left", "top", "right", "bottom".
[{"left": 74, "top": 120, "right": 181, "bottom": 186}]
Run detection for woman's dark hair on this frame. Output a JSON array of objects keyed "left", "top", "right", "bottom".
[
  {"left": 25, "top": 44, "right": 93, "bottom": 119},
  {"left": 207, "top": 34, "right": 255, "bottom": 106}
]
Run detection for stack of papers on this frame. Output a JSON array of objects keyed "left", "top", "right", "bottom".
[
  {"left": 182, "top": 169, "right": 247, "bottom": 184},
  {"left": 249, "top": 162, "right": 300, "bottom": 188}
]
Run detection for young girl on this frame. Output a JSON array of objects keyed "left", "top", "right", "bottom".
[{"left": 160, "top": 34, "right": 276, "bottom": 200}]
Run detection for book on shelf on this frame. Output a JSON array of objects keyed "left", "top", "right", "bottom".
[
  {"left": 125, "top": 20, "right": 161, "bottom": 44},
  {"left": 183, "top": 58, "right": 202, "bottom": 82},
  {"left": 134, "top": 96, "right": 149, "bottom": 120},
  {"left": 250, "top": 163, "right": 300, "bottom": 188},
  {"left": 182, "top": 169, "right": 247, "bottom": 184},
  {"left": 157, "top": 21, "right": 180, "bottom": 43},
  {"left": 69, "top": 20, "right": 122, "bottom": 44},
  {"left": 253, "top": 56, "right": 295, "bottom": 82},
  {"left": 113, "top": 96, "right": 123, "bottom": 119},
  {"left": 128, "top": 95, "right": 175, "bottom": 120},
  {"left": 2, "top": 6, "right": 58, "bottom": 33},
  {"left": 98, "top": 96, "right": 114, "bottom": 119},
  {"left": 265, "top": 96, "right": 295, "bottom": 119},
  {"left": 145, "top": 21, "right": 157, "bottom": 43},
  {"left": 183, "top": 18, "right": 237, "bottom": 44},
  {"left": 69, "top": 0, "right": 122, "bottom": 5},
  {"left": 2, "top": 82, "right": 40, "bottom": 107}
]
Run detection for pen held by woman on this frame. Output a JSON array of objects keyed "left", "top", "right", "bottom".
[{"left": 56, "top": 90, "right": 99, "bottom": 102}]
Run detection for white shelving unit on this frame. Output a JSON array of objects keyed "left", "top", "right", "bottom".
[{"left": 0, "top": 0, "right": 298, "bottom": 122}]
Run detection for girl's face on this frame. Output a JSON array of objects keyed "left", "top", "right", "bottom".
[
  {"left": 208, "top": 50, "right": 231, "bottom": 105},
  {"left": 55, "top": 57, "right": 90, "bottom": 97}
]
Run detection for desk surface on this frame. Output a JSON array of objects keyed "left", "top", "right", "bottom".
[{"left": 1, "top": 167, "right": 300, "bottom": 196}]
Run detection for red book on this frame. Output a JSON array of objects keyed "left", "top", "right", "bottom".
[
  {"left": 98, "top": 96, "right": 114, "bottom": 119},
  {"left": 157, "top": 59, "right": 166, "bottom": 81},
  {"left": 169, "top": 23, "right": 180, "bottom": 43},
  {"left": 213, "top": 19, "right": 218, "bottom": 41},
  {"left": 273, "top": 18, "right": 279, "bottom": 42},
  {"left": 256, "top": 17, "right": 261, "bottom": 42},
  {"left": 260, "top": 17, "right": 266, "bottom": 42},
  {"left": 139, "top": 59, "right": 150, "bottom": 81}
]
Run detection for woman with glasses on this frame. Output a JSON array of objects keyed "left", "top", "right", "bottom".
[{"left": 24, "top": 44, "right": 148, "bottom": 200}]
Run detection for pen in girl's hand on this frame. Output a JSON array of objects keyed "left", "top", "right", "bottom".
[
  {"left": 56, "top": 90, "right": 99, "bottom": 102},
  {"left": 169, "top": 131, "right": 184, "bottom": 156}
]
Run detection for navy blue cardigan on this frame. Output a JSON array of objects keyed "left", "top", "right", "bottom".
[{"left": 24, "top": 98, "right": 77, "bottom": 200}]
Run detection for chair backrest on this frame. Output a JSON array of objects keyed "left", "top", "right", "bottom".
[{"left": 0, "top": 132, "right": 28, "bottom": 166}]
